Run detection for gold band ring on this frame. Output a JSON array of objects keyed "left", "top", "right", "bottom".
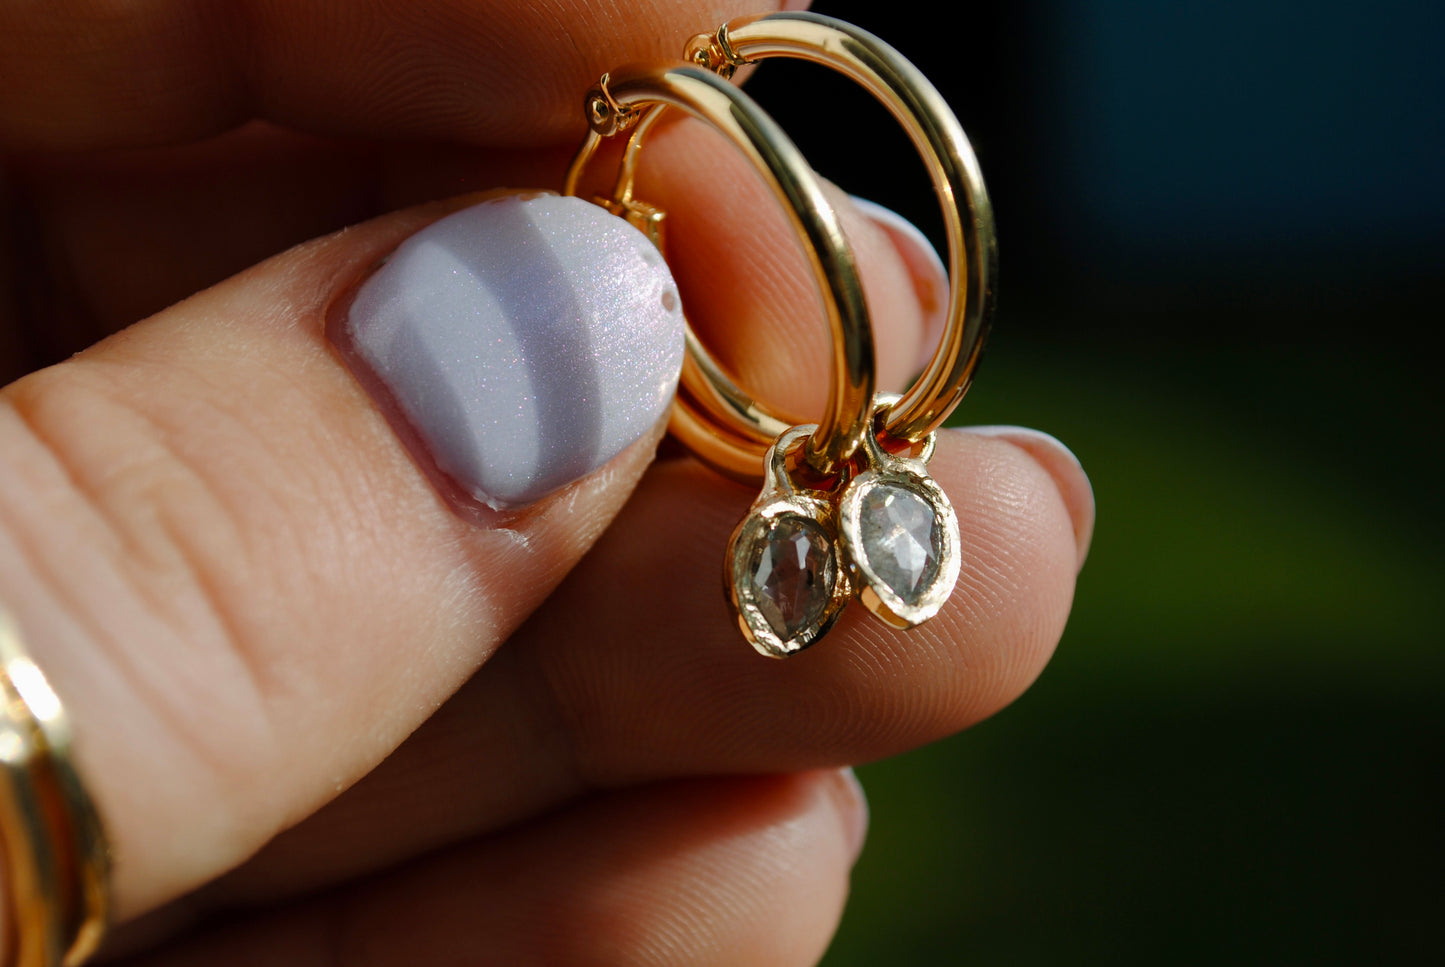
[
  {"left": 0, "top": 611, "right": 110, "bottom": 967},
  {"left": 564, "top": 63, "right": 876, "bottom": 478}
]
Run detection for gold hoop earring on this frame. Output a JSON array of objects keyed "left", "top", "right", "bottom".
[
  {"left": 681, "top": 12, "right": 997, "bottom": 472},
  {"left": 566, "top": 12, "right": 993, "bottom": 657}
]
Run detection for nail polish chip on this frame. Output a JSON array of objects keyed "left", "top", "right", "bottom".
[{"left": 345, "top": 193, "right": 685, "bottom": 508}]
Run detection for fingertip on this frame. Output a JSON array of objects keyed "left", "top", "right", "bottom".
[
  {"left": 338, "top": 193, "right": 684, "bottom": 512},
  {"left": 962, "top": 425, "right": 1095, "bottom": 569},
  {"left": 830, "top": 767, "right": 869, "bottom": 862}
]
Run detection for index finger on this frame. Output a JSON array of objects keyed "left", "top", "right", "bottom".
[{"left": 0, "top": 0, "right": 800, "bottom": 151}]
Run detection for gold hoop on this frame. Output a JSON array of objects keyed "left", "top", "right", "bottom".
[
  {"left": 0, "top": 611, "right": 111, "bottom": 967},
  {"left": 566, "top": 15, "right": 987, "bottom": 655},
  {"left": 564, "top": 63, "right": 876, "bottom": 477},
  {"left": 682, "top": 11, "right": 997, "bottom": 455}
]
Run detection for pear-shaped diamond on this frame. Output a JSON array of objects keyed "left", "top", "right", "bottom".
[
  {"left": 858, "top": 484, "right": 939, "bottom": 601},
  {"left": 750, "top": 517, "right": 833, "bottom": 639}
]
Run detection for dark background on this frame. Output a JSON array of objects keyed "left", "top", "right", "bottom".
[{"left": 743, "top": 1, "right": 1444, "bottom": 962}]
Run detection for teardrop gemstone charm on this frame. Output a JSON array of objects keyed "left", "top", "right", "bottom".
[
  {"left": 726, "top": 425, "right": 852, "bottom": 657},
  {"left": 838, "top": 405, "right": 960, "bottom": 630},
  {"left": 747, "top": 516, "right": 834, "bottom": 639},
  {"left": 856, "top": 484, "right": 942, "bottom": 599}
]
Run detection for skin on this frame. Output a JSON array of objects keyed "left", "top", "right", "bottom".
[{"left": 0, "top": 1, "right": 1094, "bottom": 963}]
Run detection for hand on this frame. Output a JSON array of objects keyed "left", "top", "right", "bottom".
[{"left": 0, "top": 1, "right": 1093, "bottom": 963}]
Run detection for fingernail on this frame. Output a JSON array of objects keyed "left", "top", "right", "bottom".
[
  {"left": 849, "top": 196, "right": 949, "bottom": 373},
  {"left": 965, "top": 426, "right": 1095, "bottom": 568},
  {"left": 834, "top": 767, "right": 870, "bottom": 861},
  {"left": 342, "top": 193, "right": 685, "bottom": 509}
]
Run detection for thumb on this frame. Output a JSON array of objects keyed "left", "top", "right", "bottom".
[{"left": 0, "top": 193, "right": 680, "bottom": 919}]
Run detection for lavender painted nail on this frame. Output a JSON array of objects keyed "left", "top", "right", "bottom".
[{"left": 344, "top": 193, "right": 685, "bottom": 509}]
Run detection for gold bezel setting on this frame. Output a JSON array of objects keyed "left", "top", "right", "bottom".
[
  {"left": 838, "top": 452, "right": 960, "bottom": 630},
  {"left": 726, "top": 425, "right": 853, "bottom": 658},
  {"left": 727, "top": 493, "right": 851, "bottom": 658}
]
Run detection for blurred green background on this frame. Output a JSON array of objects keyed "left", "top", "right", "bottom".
[{"left": 747, "top": 1, "right": 1444, "bottom": 962}]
